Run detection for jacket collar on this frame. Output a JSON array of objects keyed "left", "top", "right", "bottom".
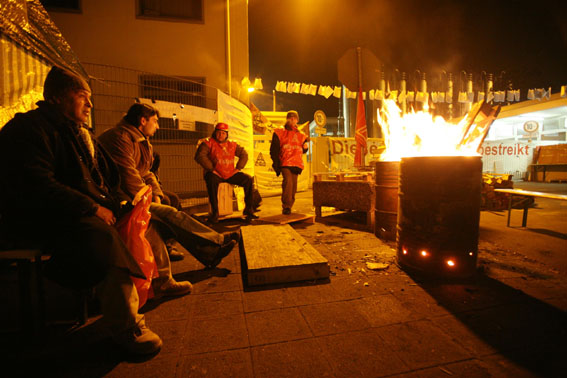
[{"left": 117, "top": 119, "right": 147, "bottom": 142}]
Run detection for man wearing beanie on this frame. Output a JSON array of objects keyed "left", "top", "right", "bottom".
[
  {"left": 270, "top": 110, "right": 310, "bottom": 214},
  {"left": 195, "top": 122, "right": 259, "bottom": 223},
  {"left": 0, "top": 66, "right": 162, "bottom": 355},
  {"left": 99, "top": 104, "right": 238, "bottom": 271}
]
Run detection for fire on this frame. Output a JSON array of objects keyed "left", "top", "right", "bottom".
[{"left": 378, "top": 100, "right": 500, "bottom": 161}]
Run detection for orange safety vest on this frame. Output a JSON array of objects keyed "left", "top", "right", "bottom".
[
  {"left": 205, "top": 137, "right": 237, "bottom": 179},
  {"left": 275, "top": 127, "right": 307, "bottom": 169}
]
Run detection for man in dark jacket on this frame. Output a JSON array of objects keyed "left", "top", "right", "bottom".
[
  {"left": 0, "top": 66, "right": 161, "bottom": 355},
  {"left": 270, "top": 110, "right": 309, "bottom": 214},
  {"left": 195, "top": 122, "right": 259, "bottom": 223},
  {"left": 99, "top": 104, "right": 237, "bottom": 270}
]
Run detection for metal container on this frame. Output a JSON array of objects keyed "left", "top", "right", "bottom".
[
  {"left": 397, "top": 156, "right": 482, "bottom": 278},
  {"left": 373, "top": 161, "right": 400, "bottom": 241}
]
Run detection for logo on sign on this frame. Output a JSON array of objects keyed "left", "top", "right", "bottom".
[
  {"left": 523, "top": 121, "right": 539, "bottom": 133},
  {"left": 314, "top": 110, "right": 327, "bottom": 127}
]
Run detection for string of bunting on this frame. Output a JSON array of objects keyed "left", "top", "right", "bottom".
[{"left": 275, "top": 81, "right": 567, "bottom": 103}]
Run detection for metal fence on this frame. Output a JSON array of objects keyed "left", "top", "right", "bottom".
[{"left": 83, "top": 62, "right": 217, "bottom": 203}]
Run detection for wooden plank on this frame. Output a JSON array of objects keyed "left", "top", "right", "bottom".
[
  {"left": 241, "top": 224, "right": 329, "bottom": 286},
  {"left": 258, "top": 213, "right": 315, "bottom": 225},
  {"left": 495, "top": 189, "right": 567, "bottom": 201}
]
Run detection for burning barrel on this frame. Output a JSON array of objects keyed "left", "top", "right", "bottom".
[
  {"left": 397, "top": 156, "right": 482, "bottom": 278},
  {"left": 373, "top": 161, "right": 400, "bottom": 241}
]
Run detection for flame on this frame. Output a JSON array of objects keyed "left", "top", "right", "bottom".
[{"left": 378, "top": 100, "right": 496, "bottom": 161}]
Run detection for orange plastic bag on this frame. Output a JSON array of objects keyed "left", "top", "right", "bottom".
[{"left": 115, "top": 186, "right": 158, "bottom": 308}]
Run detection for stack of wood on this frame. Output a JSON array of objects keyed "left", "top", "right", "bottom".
[{"left": 481, "top": 173, "right": 514, "bottom": 211}]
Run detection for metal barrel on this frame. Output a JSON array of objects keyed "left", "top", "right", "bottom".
[
  {"left": 373, "top": 161, "right": 400, "bottom": 241},
  {"left": 397, "top": 156, "right": 482, "bottom": 278}
]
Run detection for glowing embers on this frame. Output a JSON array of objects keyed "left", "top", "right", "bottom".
[
  {"left": 398, "top": 246, "right": 477, "bottom": 274},
  {"left": 446, "top": 259, "right": 456, "bottom": 267},
  {"left": 420, "top": 250, "right": 428, "bottom": 257}
]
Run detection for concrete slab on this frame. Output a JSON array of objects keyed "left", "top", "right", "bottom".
[
  {"left": 182, "top": 313, "right": 249, "bottom": 355},
  {"left": 245, "top": 307, "right": 312, "bottom": 346},
  {"left": 176, "top": 348, "right": 253, "bottom": 378},
  {"left": 299, "top": 301, "right": 371, "bottom": 336}
]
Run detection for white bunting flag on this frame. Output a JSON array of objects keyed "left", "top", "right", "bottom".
[
  {"left": 514, "top": 89, "right": 520, "bottom": 101},
  {"left": 543, "top": 87, "right": 551, "bottom": 100},
  {"left": 375, "top": 89, "right": 384, "bottom": 100},
  {"left": 275, "top": 81, "right": 286, "bottom": 92},
  {"left": 333, "top": 86, "right": 342, "bottom": 98},
  {"left": 318, "top": 85, "right": 325, "bottom": 96},
  {"left": 477, "top": 92, "right": 485, "bottom": 102},
  {"left": 389, "top": 90, "right": 398, "bottom": 102},
  {"left": 486, "top": 91, "right": 494, "bottom": 103},
  {"left": 407, "top": 91, "right": 415, "bottom": 102},
  {"left": 309, "top": 84, "right": 318, "bottom": 96},
  {"left": 300, "top": 83, "right": 310, "bottom": 95},
  {"left": 323, "top": 86, "right": 334, "bottom": 99},
  {"left": 398, "top": 90, "right": 407, "bottom": 103},
  {"left": 445, "top": 90, "right": 453, "bottom": 104},
  {"left": 506, "top": 90, "right": 515, "bottom": 102},
  {"left": 369, "top": 89, "right": 375, "bottom": 100},
  {"left": 467, "top": 92, "right": 474, "bottom": 103},
  {"left": 561, "top": 85, "right": 567, "bottom": 98},
  {"left": 527, "top": 89, "right": 535, "bottom": 100},
  {"left": 431, "top": 92, "right": 438, "bottom": 103},
  {"left": 458, "top": 91, "right": 468, "bottom": 103},
  {"left": 416, "top": 91, "right": 429, "bottom": 103}
]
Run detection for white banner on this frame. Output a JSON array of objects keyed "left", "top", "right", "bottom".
[
  {"left": 217, "top": 90, "right": 254, "bottom": 177},
  {"left": 326, "top": 137, "right": 385, "bottom": 170},
  {"left": 479, "top": 141, "right": 535, "bottom": 178}
]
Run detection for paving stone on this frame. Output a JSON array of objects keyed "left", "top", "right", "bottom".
[
  {"left": 393, "top": 359, "right": 494, "bottom": 378},
  {"left": 390, "top": 285, "right": 451, "bottom": 319},
  {"left": 242, "top": 287, "right": 294, "bottom": 313},
  {"left": 142, "top": 294, "right": 193, "bottom": 322},
  {"left": 150, "top": 319, "right": 187, "bottom": 357},
  {"left": 246, "top": 307, "right": 312, "bottom": 345},
  {"left": 176, "top": 348, "right": 253, "bottom": 378},
  {"left": 191, "top": 272, "right": 243, "bottom": 294},
  {"left": 299, "top": 300, "right": 371, "bottom": 336},
  {"left": 251, "top": 338, "right": 334, "bottom": 378},
  {"left": 190, "top": 291, "right": 243, "bottom": 319},
  {"left": 317, "top": 329, "right": 410, "bottom": 377},
  {"left": 182, "top": 313, "right": 249, "bottom": 354},
  {"left": 353, "top": 293, "right": 418, "bottom": 327},
  {"left": 375, "top": 320, "right": 470, "bottom": 370},
  {"left": 104, "top": 355, "right": 179, "bottom": 378},
  {"left": 284, "top": 282, "right": 341, "bottom": 306}
]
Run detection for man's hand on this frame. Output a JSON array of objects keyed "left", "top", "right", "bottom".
[
  {"left": 153, "top": 195, "right": 162, "bottom": 204},
  {"left": 95, "top": 206, "right": 116, "bottom": 226}
]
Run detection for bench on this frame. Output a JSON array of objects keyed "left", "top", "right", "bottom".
[
  {"left": 0, "top": 248, "right": 88, "bottom": 335},
  {"left": 529, "top": 163, "right": 567, "bottom": 182},
  {"left": 494, "top": 188, "right": 567, "bottom": 227}
]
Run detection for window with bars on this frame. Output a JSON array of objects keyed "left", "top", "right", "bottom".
[
  {"left": 139, "top": 75, "right": 206, "bottom": 108},
  {"left": 39, "top": 0, "right": 81, "bottom": 12},
  {"left": 137, "top": 0, "right": 203, "bottom": 22}
]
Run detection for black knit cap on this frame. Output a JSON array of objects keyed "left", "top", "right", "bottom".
[{"left": 43, "top": 66, "right": 90, "bottom": 102}]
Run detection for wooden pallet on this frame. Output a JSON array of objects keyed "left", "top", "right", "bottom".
[
  {"left": 240, "top": 224, "right": 329, "bottom": 286},
  {"left": 313, "top": 171, "right": 374, "bottom": 182}
]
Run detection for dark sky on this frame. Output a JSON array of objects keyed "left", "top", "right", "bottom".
[{"left": 249, "top": 0, "right": 567, "bottom": 118}]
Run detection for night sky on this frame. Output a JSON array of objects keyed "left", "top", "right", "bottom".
[{"left": 249, "top": 0, "right": 567, "bottom": 118}]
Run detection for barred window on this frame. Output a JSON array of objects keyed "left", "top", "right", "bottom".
[
  {"left": 139, "top": 75, "right": 206, "bottom": 108},
  {"left": 40, "top": 0, "right": 81, "bottom": 12},
  {"left": 137, "top": 0, "right": 203, "bottom": 22}
]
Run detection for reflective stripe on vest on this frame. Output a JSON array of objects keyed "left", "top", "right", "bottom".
[
  {"left": 205, "top": 138, "right": 237, "bottom": 179},
  {"left": 275, "top": 128, "right": 306, "bottom": 169}
]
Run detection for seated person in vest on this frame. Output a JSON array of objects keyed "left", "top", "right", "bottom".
[
  {"left": 194, "top": 122, "right": 259, "bottom": 223},
  {"left": 270, "top": 110, "right": 310, "bottom": 214},
  {"left": 98, "top": 104, "right": 237, "bottom": 271},
  {"left": 0, "top": 66, "right": 161, "bottom": 355}
]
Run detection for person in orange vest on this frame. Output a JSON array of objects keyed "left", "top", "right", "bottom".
[
  {"left": 270, "top": 110, "right": 310, "bottom": 214},
  {"left": 195, "top": 122, "right": 259, "bottom": 223}
]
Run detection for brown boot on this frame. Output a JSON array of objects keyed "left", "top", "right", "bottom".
[{"left": 113, "top": 319, "right": 162, "bottom": 355}]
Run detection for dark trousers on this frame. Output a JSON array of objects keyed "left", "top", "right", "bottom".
[
  {"left": 204, "top": 171, "right": 255, "bottom": 215},
  {"left": 281, "top": 167, "right": 299, "bottom": 210}
]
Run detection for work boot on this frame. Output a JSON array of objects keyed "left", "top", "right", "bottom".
[
  {"left": 155, "top": 278, "right": 192, "bottom": 298},
  {"left": 206, "top": 240, "right": 236, "bottom": 270},
  {"left": 166, "top": 239, "right": 184, "bottom": 261},
  {"left": 113, "top": 319, "right": 163, "bottom": 355},
  {"left": 282, "top": 208, "right": 291, "bottom": 215},
  {"left": 223, "top": 231, "right": 241, "bottom": 244}
]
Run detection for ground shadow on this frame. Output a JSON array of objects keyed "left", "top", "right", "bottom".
[
  {"left": 407, "top": 270, "right": 567, "bottom": 377},
  {"left": 526, "top": 228, "right": 567, "bottom": 239}
]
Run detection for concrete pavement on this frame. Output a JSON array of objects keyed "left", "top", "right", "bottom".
[{"left": 2, "top": 182, "right": 566, "bottom": 377}]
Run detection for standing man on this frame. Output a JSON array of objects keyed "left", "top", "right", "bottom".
[
  {"left": 0, "top": 66, "right": 161, "bottom": 355},
  {"left": 270, "top": 110, "right": 310, "bottom": 214},
  {"left": 98, "top": 104, "right": 237, "bottom": 271},
  {"left": 195, "top": 122, "right": 259, "bottom": 223}
]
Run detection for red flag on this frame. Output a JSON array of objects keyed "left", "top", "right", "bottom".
[{"left": 354, "top": 87, "right": 367, "bottom": 167}]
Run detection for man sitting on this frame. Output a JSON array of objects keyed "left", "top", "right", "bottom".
[
  {"left": 0, "top": 66, "right": 161, "bottom": 355},
  {"left": 98, "top": 104, "right": 237, "bottom": 271},
  {"left": 195, "top": 122, "right": 259, "bottom": 223}
]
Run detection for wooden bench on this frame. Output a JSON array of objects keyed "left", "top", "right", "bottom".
[
  {"left": 0, "top": 248, "right": 88, "bottom": 335},
  {"left": 494, "top": 189, "right": 567, "bottom": 227},
  {"left": 529, "top": 163, "right": 567, "bottom": 182},
  {"left": 313, "top": 172, "right": 375, "bottom": 231}
]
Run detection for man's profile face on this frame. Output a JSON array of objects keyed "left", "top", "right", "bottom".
[
  {"left": 287, "top": 115, "right": 298, "bottom": 127},
  {"left": 139, "top": 115, "right": 159, "bottom": 138},
  {"left": 215, "top": 129, "right": 228, "bottom": 142},
  {"left": 60, "top": 89, "right": 92, "bottom": 124}
]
